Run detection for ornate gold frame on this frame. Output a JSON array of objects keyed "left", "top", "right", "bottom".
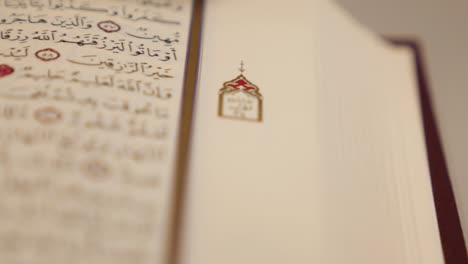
[{"left": 218, "top": 73, "right": 263, "bottom": 122}]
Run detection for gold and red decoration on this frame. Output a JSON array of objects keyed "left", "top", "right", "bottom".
[{"left": 218, "top": 61, "right": 263, "bottom": 122}]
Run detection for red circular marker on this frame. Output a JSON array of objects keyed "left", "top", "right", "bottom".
[
  {"left": 35, "top": 48, "right": 60, "bottom": 62},
  {"left": 97, "top": 20, "right": 121, "bottom": 33},
  {"left": 0, "top": 64, "right": 14, "bottom": 78}
]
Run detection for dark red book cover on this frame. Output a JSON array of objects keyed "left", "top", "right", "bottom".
[{"left": 389, "top": 39, "right": 468, "bottom": 264}]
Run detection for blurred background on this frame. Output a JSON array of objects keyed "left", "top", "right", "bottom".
[{"left": 337, "top": 0, "right": 468, "bottom": 246}]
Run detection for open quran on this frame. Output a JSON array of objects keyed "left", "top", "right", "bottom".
[{"left": 0, "top": 0, "right": 465, "bottom": 264}]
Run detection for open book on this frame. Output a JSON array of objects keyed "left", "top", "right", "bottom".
[{"left": 0, "top": 0, "right": 465, "bottom": 263}]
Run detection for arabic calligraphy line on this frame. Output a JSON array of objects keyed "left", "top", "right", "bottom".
[
  {"left": 0, "top": 13, "right": 93, "bottom": 29},
  {"left": 1, "top": 0, "right": 182, "bottom": 25},
  {"left": 0, "top": 28, "right": 179, "bottom": 59},
  {"left": 66, "top": 55, "right": 173, "bottom": 79},
  {"left": 0, "top": 45, "right": 29, "bottom": 58},
  {"left": 0, "top": 126, "right": 167, "bottom": 162},
  {"left": 0, "top": 85, "right": 170, "bottom": 118},
  {"left": 18, "top": 68, "right": 173, "bottom": 99},
  {"left": 0, "top": 14, "right": 181, "bottom": 44}
]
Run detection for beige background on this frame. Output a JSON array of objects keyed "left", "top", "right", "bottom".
[
  {"left": 336, "top": 0, "right": 468, "bottom": 245},
  {"left": 182, "top": 1, "right": 444, "bottom": 263}
]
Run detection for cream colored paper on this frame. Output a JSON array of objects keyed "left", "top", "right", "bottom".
[
  {"left": 0, "top": 1, "right": 193, "bottom": 263},
  {"left": 182, "top": 1, "right": 443, "bottom": 264}
]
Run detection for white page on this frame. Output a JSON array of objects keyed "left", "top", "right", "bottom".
[{"left": 181, "top": 1, "right": 443, "bottom": 264}]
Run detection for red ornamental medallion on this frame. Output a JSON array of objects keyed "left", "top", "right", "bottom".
[
  {"left": 35, "top": 48, "right": 60, "bottom": 61},
  {"left": 0, "top": 64, "right": 14, "bottom": 78}
]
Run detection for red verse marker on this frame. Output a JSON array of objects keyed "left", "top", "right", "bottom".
[
  {"left": 0, "top": 64, "right": 14, "bottom": 78},
  {"left": 97, "top": 20, "right": 121, "bottom": 33},
  {"left": 35, "top": 48, "right": 61, "bottom": 62}
]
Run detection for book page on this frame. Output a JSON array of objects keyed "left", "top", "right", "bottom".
[
  {"left": 0, "top": 1, "right": 193, "bottom": 263},
  {"left": 313, "top": 2, "right": 443, "bottom": 263},
  {"left": 181, "top": 1, "right": 443, "bottom": 264}
]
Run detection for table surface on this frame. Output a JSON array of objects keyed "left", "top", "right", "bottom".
[{"left": 337, "top": 0, "right": 468, "bottom": 246}]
